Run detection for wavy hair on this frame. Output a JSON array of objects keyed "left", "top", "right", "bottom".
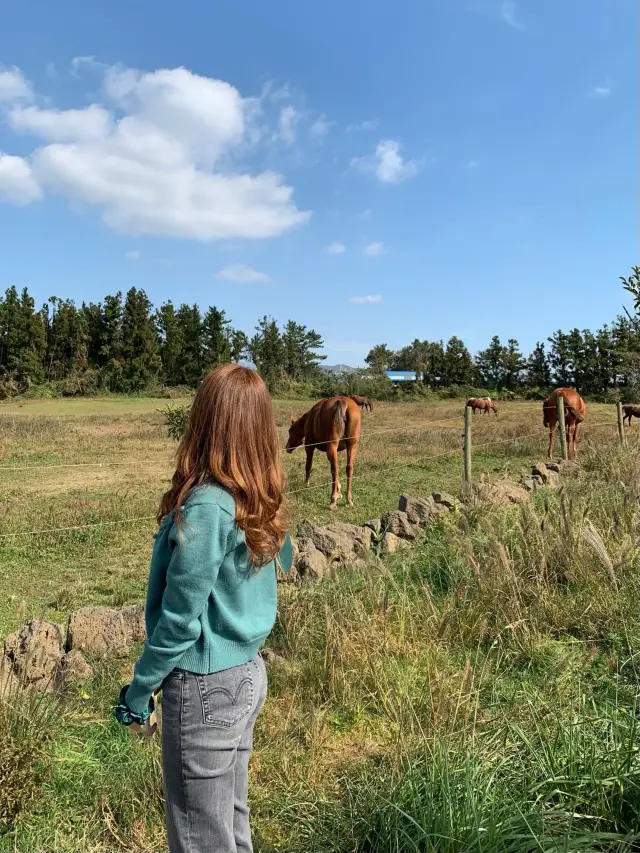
[{"left": 159, "top": 364, "right": 287, "bottom": 565}]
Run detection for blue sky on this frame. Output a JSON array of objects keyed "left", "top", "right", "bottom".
[{"left": 0, "top": 0, "right": 637, "bottom": 365}]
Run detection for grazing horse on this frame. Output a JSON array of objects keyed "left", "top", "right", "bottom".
[
  {"left": 543, "top": 387, "right": 586, "bottom": 460},
  {"left": 285, "top": 395, "right": 372, "bottom": 508},
  {"left": 466, "top": 397, "right": 498, "bottom": 416},
  {"left": 622, "top": 404, "right": 640, "bottom": 426}
]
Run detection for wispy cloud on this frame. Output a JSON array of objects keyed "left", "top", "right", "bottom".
[
  {"left": 467, "top": 159, "right": 480, "bottom": 169},
  {"left": 215, "top": 263, "right": 271, "bottom": 283},
  {"left": 349, "top": 294, "right": 382, "bottom": 304},
  {"left": 326, "top": 241, "right": 346, "bottom": 255},
  {"left": 276, "top": 105, "right": 300, "bottom": 145},
  {"left": 347, "top": 119, "right": 379, "bottom": 133},
  {"left": 352, "top": 139, "right": 420, "bottom": 184},
  {"left": 310, "top": 115, "right": 333, "bottom": 138},
  {"left": 501, "top": 1, "right": 523, "bottom": 30},
  {"left": 359, "top": 208, "right": 372, "bottom": 219},
  {"left": 363, "top": 241, "right": 385, "bottom": 257},
  {"left": 589, "top": 82, "right": 611, "bottom": 99},
  {"left": 125, "top": 250, "right": 140, "bottom": 261}
]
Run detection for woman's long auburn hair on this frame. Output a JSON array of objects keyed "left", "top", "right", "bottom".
[{"left": 158, "top": 364, "right": 287, "bottom": 565}]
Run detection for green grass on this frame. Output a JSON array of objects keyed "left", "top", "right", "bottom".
[{"left": 1, "top": 397, "right": 639, "bottom": 851}]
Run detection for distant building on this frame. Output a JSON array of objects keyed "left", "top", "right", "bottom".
[{"left": 385, "top": 370, "right": 423, "bottom": 383}]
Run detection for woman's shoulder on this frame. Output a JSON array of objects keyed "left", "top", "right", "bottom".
[{"left": 185, "top": 481, "right": 235, "bottom": 518}]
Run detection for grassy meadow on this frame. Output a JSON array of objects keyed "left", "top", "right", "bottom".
[{"left": 2, "top": 395, "right": 640, "bottom": 851}]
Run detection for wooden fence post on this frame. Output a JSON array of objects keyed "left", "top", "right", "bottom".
[
  {"left": 557, "top": 395, "right": 568, "bottom": 461},
  {"left": 464, "top": 404, "right": 472, "bottom": 485},
  {"left": 616, "top": 401, "right": 626, "bottom": 446}
]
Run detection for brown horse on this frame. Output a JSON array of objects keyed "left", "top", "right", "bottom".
[
  {"left": 543, "top": 387, "right": 586, "bottom": 460},
  {"left": 466, "top": 397, "right": 498, "bottom": 415},
  {"left": 622, "top": 404, "right": 640, "bottom": 426},
  {"left": 285, "top": 395, "right": 372, "bottom": 508}
]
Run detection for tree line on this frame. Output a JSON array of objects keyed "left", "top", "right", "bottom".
[
  {"left": 0, "top": 286, "right": 325, "bottom": 397},
  {"left": 1, "top": 267, "right": 638, "bottom": 399},
  {"left": 364, "top": 268, "right": 640, "bottom": 399}
]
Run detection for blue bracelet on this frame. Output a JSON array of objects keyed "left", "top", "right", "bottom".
[{"left": 115, "top": 684, "right": 154, "bottom": 726}]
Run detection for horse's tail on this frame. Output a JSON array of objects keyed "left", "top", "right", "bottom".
[
  {"left": 466, "top": 398, "right": 474, "bottom": 407},
  {"left": 349, "top": 395, "right": 373, "bottom": 412},
  {"left": 332, "top": 398, "right": 348, "bottom": 430}
]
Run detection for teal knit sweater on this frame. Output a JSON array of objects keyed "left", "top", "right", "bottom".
[{"left": 125, "top": 482, "right": 291, "bottom": 716}]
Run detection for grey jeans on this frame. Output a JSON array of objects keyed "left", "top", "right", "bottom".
[{"left": 161, "top": 655, "right": 268, "bottom": 853}]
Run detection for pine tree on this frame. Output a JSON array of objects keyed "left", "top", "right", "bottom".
[
  {"left": 0, "top": 286, "right": 46, "bottom": 383},
  {"left": 475, "top": 336, "right": 507, "bottom": 388},
  {"left": 503, "top": 339, "right": 525, "bottom": 390},
  {"left": 157, "top": 301, "right": 183, "bottom": 385},
  {"left": 121, "top": 288, "right": 162, "bottom": 391},
  {"left": 443, "top": 337, "right": 474, "bottom": 385},
  {"left": 281, "top": 320, "right": 326, "bottom": 379},
  {"left": 202, "top": 306, "right": 232, "bottom": 368},
  {"left": 365, "top": 344, "right": 394, "bottom": 375},
  {"left": 249, "top": 316, "right": 284, "bottom": 391},
  {"left": 176, "top": 304, "right": 203, "bottom": 386},
  {"left": 45, "top": 297, "right": 89, "bottom": 380},
  {"left": 525, "top": 342, "right": 551, "bottom": 389}
]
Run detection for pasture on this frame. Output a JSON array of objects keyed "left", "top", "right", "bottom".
[{"left": 2, "top": 395, "right": 640, "bottom": 851}]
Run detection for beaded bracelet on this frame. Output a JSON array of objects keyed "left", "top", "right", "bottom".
[{"left": 115, "top": 684, "right": 155, "bottom": 726}]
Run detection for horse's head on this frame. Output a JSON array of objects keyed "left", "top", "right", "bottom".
[{"left": 285, "top": 414, "right": 305, "bottom": 453}]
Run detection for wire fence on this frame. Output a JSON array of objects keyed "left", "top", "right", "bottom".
[{"left": 0, "top": 410, "right": 625, "bottom": 540}]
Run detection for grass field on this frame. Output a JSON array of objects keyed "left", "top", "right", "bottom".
[{"left": 2, "top": 395, "right": 640, "bottom": 851}]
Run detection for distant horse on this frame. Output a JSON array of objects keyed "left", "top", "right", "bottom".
[
  {"left": 285, "top": 395, "right": 372, "bottom": 508},
  {"left": 622, "top": 404, "right": 640, "bottom": 426},
  {"left": 466, "top": 397, "right": 498, "bottom": 416},
  {"left": 543, "top": 387, "right": 586, "bottom": 460}
]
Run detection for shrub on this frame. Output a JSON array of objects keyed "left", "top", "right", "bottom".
[
  {"left": 161, "top": 403, "right": 190, "bottom": 441},
  {"left": 0, "top": 683, "right": 72, "bottom": 834}
]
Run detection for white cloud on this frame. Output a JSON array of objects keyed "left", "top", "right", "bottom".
[
  {"left": 363, "top": 241, "right": 385, "bottom": 256},
  {"left": 326, "top": 241, "right": 345, "bottom": 255},
  {"left": 125, "top": 249, "right": 140, "bottom": 260},
  {"left": 0, "top": 67, "right": 33, "bottom": 102},
  {"left": 310, "top": 115, "right": 333, "bottom": 138},
  {"left": 215, "top": 263, "right": 271, "bottom": 283},
  {"left": 589, "top": 83, "right": 611, "bottom": 99},
  {"left": 352, "top": 139, "right": 419, "bottom": 184},
  {"left": 9, "top": 104, "right": 112, "bottom": 141},
  {"left": 349, "top": 294, "right": 382, "bottom": 304},
  {"left": 501, "top": 1, "right": 523, "bottom": 29},
  {"left": 276, "top": 105, "right": 299, "bottom": 145},
  {"left": 70, "top": 56, "right": 106, "bottom": 77},
  {"left": 347, "top": 119, "right": 379, "bottom": 133},
  {"left": 0, "top": 153, "right": 42, "bottom": 204},
  {"left": 0, "top": 63, "right": 310, "bottom": 241}
]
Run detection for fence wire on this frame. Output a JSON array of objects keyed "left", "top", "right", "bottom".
[{"left": 0, "top": 417, "right": 621, "bottom": 540}]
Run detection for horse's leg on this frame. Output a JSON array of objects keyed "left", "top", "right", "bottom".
[
  {"left": 547, "top": 424, "right": 556, "bottom": 458},
  {"left": 345, "top": 440, "right": 358, "bottom": 507},
  {"left": 305, "top": 446, "right": 314, "bottom": 485},
  {"left": 566, "top": 422, "right": 574, "bottom": 460},
  {"left": 572, "top": 422, "right": 581, "bottom": 458},
  {"left": 327, "top": 443, "right": 340, "bottom": 508}
]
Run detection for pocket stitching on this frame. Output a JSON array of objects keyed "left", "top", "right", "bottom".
[{"left": 196, "top": 670, "right": 254, "bottom": 728}]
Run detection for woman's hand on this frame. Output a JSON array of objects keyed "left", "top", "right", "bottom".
[{"left": 130, "top": 714, "right": 157, "bottom": 738}]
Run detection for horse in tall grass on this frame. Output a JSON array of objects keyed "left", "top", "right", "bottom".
[
  {"left": 543, "top": 387, "right": 586, "bottom": 460},
  {"left": 466, "top": 397, "right": 498, "bottom": 416},
  {"left": 285, "top": 395, "right": 372, "bottom": 508},
  {"left": 622, "top": 404, "right": 640, "bottom": 426}
]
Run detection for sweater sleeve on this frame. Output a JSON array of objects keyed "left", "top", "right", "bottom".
[{"left": 125, "top": 501, "right": 231, "bottom": 715}]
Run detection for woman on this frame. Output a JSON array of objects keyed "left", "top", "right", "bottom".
[{"left": 115, "top": 364, "right": 292, "bottom": 853}]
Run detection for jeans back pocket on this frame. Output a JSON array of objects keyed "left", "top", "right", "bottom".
[{"left": 196, "top": 665, "right": 254, "bottom": 728}]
